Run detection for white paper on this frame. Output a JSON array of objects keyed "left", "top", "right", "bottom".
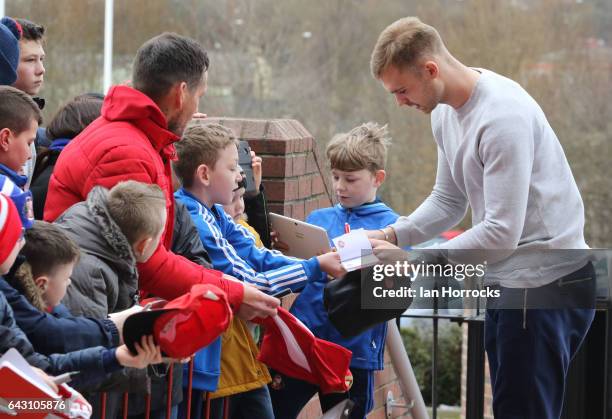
[{"left": 332, "top": 229, "right": 379, "bottom": 271}]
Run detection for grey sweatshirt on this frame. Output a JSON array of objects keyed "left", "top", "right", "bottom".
[{"left": 392, "top": 69, "right": 589, "bottom": 287}]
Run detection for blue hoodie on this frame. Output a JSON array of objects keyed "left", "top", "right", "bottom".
[{"left": 290, "top": 200, "right": 399, "bottom": 370}]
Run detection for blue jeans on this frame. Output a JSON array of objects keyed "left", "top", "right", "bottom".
[
  {"left": 485, "top": 262, "right": 596, "bottom": 419},
  {"left": 268, "top": 367, "right": 373, "bottom": 419}
]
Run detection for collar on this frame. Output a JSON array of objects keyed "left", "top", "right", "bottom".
[
  {"left": 102, "top": 85, "right": 180, "bottom": 156},
  {"left": 0, "top": 164, "right": 27, "bottom": 188},
  {"left": 48, "top": 138, "right": 71, "bottom": 152}
]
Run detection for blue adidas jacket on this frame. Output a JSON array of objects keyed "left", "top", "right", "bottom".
[
  {"left": 174, "top": 188, "right": 325, "bottom": 391},
  {"left": 290, "top": 200, "right": 399, "bottom": 370},
  {"left": 175, "top": 188, "right": 324, "bottom": 293}
]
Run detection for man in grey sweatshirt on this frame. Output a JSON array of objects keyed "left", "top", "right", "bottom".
[{"left": 368, "top": 17, "right": 595, "bottom": 419}]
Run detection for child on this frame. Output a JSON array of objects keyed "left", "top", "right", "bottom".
[
  {"left": 275, "top": 122, "right": 399, "bottom": 419},
  {"left": 0, "top": 85, "right": 41, "bottom": 188},
  {"left": 223, "top": 186, "right": 264, "bottom": 249},
  {"left": 0, "top": 149, "right": 128, "bottom": 359},
  {"left": 12, "top": 18, "right": 46, "bottom": 98},
  {"left": 8, "top": 220, "right": 80, "bottom": 312},
  {"left": 0, "top": 192, "right": 163, "bottom": 388},
  {"left": 53, "top": 180, "right": 183, "bottom": 419},
  {"left": 172, "top": 123, "right": 345, "bottom": 419},
  {"left": 54, "top": 180, "right": 167, "bottom": 319},
  {"left": 173, "top": 123, "right": 344, "bottom": 294}
]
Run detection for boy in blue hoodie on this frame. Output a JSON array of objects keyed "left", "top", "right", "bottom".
[
  {"left": 173, "top": 123, "right": 345, "bottom": 419},
  {"left": 275, "top": 122, "right": 399, "bottom": 419}
]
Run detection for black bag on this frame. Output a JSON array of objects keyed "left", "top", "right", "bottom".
[{"left": 323, "top": 266, "right": 412, "bottom": 338}]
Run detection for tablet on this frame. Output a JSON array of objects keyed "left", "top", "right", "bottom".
[{"left": 269, "top": 212, "right": 332, "bottom": 259}]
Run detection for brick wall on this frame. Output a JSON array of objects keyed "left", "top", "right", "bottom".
[
  {"left": 204, "top": 117, "right": 332, "bottom": 220},
  {"left": 204, "top": 117, "right": 411, "bottom": 418}
]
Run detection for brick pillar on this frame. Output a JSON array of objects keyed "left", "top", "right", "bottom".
[
  {"left": 202, "top": 117, "right": 409, "bottom": 418},
  {"left": 204, "top": 117, "right": 332, "bottom": 221}
]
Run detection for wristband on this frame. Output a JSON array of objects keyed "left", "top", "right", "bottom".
[{"left": 379, "top": 228, "right": 390, "bottom": 242}]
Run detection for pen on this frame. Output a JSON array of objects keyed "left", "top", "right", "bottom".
[
  {"left": 52, "top": 371, "right": 79, "bottom": 385},
  {"left": 344, "top": 223, "right": 351, "bottom": 234}
]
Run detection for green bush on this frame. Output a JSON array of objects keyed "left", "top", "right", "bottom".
[{"left": 400, "top": 321, "right": 462, "bottom": 406}]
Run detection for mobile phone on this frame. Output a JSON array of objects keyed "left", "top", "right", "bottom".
[{"left": 237, "top": 140, "right": 257, "bottom": 193}]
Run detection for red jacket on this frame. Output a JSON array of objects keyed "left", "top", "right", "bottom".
[{"left": 44, "top": 85, "right": 243, "bottom": 308}]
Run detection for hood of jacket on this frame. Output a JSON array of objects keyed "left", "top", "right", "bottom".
[
  {"left": 332, "top": 200, "right": 396, "bottom": 219},
  {"left": 101, "top": 85, "right": 179, "bottom": 157},
  {"left": 4, "top": 256, "right": 46, "bottom": 312},
  {"left": 56, "top": 186, "right": 138, "bottom": 286}
]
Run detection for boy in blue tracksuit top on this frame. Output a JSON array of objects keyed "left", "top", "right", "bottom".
[
  {"left": 274, "top": 122, "right": 399, "bottom": 419},
  {"left": 172, "top": 123, "right": 345, "bottom": 419},
  {"left": 172, "top": 123, "right": 344, "bottom": 295}
]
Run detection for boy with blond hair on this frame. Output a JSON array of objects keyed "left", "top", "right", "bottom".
[
  {"left": 54, "top": 180, "right": 167, "bottom": 322},
  {"left": 274, "top": 122, "right": 399, "bottom": 419}
]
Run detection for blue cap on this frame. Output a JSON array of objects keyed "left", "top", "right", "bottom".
[{"left": 0, "top": 17, "right": 21, "bottom": 86}]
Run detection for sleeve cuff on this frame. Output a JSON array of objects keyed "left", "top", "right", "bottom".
[
  {"left": 224, "top": 279, "right": 245, "bottom": 313},
  {"left": 305, "top": 257, "right": 325, "bottom": 283},
  {"left": 391, "top": 217, "right": 415, "bottom": 249},
  {"left": 102, "top": 318, "right": 121, "bottom": 347}
]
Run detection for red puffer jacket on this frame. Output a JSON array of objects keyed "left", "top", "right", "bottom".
[{"left": 44, "top": 85, "right": 243, "bottom": 308}]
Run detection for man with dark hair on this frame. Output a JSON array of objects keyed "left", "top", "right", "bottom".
[{"left": 45, "top": 32, "right": 278, "bottom": 322}]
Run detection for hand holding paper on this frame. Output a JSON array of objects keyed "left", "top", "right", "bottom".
[{"left": 332, "top": 229, "right": 380, "bottom": 272}]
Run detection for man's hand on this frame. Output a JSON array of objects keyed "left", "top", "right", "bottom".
[
  {"left": 115, "top": 335, "right": 162, "bottom": 369},
  {"left": 192, "top": 112, "right": 208, "bottom": 119},
  {"left": 317, "top": 251, "right": 346, "bottom": 279},
  {"left": 250, "top": 151, "right": 263, "bottom": 192},
  {"left": 236, "top": 283, "right": 279, "bottom": 320},
  {"left": 108, "top": 305, "right": 145, "bottom": 344},
  {"left": 366, "top": 230, "right": 384, "bottom": 240},
  {"left": 370, "top": 238, "right": 407, "bottom": 265}
]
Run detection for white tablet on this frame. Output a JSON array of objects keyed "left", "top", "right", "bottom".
[{"left": 269, "top": 212, "right": 332, "bottom": 259}]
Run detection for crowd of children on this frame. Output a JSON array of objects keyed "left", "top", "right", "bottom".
[{"left": 0, "top": 15, "right": 400, "bottom": 419}]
